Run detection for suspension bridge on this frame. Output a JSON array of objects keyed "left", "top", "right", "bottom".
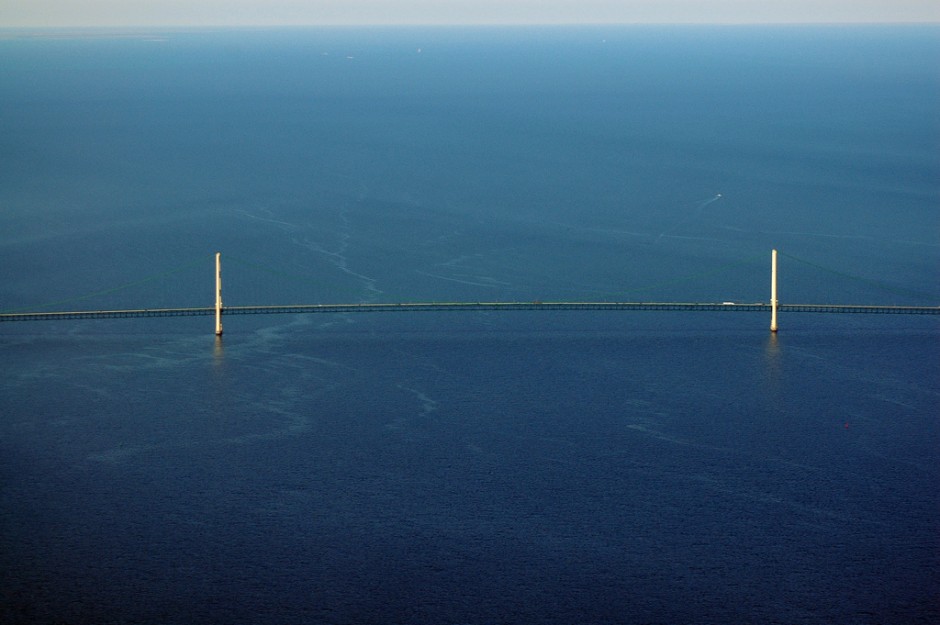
[{"left": 1, "top": 250, "right": 937, "bottom": 334}]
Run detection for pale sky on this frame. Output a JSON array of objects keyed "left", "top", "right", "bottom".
[{"left": 2, "top": 0, "right": 939, "bottom": 28}]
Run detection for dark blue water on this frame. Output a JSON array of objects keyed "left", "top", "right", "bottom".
[{"left": 1, "top": 26, "right": 938, "bottom": 624}]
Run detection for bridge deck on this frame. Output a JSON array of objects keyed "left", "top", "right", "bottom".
[{"left": 2, "top": 301, "right": 938, "bottom": 323}]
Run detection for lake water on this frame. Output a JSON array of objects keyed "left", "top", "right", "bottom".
[{"left": 1, "top": 26, "right": 938, "bottom": 624}]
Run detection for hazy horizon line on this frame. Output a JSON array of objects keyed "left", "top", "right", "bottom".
[{"left": 2, "top": 20, "right": 938, "bottom": 30}]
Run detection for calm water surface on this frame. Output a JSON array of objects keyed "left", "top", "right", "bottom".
[{"left": 1, "top": 26, "right": 938, "bottom": 624}]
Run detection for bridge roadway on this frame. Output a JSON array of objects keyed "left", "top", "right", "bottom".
[{"left": 2, "top": 301, "right": 939, "bottom": 323}]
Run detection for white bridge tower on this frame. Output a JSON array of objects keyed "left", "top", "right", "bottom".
[
  {"left": 215, "top": 252, "right": 223, "bottom": 336},
  {"left": 770, "top": 248, "right": 778, "bottom": 333}
]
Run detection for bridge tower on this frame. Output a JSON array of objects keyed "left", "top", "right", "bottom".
[
  {"left": 215, "top": 252, "right": 223, "bottom": 336},
  {"left": 770, "top": 248, "right": 778, "bottom": 333}
]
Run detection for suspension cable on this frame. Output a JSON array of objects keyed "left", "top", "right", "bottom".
[
  {"left": 778, "top": 251, "right": 934, "bottom": 301},
  {"left": 1, "top": 254, "right": 213, "bottom": 313}
]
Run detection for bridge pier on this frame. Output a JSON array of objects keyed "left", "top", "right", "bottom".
[
  {"left": 215, "top": 252, "right": 223, "bottom": 336},
  {"left": 771, "top": 248, "right": 778, "bottom": 333}
]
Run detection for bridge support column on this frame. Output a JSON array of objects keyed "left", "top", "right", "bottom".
[
  {"left": 215, "top": 252, "right": 223, "bottom": 336},
  {"left": 770, "top": 248, "right": 778, "bottom": 333}
]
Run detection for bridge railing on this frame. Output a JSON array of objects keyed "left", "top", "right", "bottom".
[{"left": 2, "top": 301, "right": 938, "bottom": 324}]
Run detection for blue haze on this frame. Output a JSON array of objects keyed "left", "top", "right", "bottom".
[{"left": 1, "top": 26, "right": 938, "bottom": 624}]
